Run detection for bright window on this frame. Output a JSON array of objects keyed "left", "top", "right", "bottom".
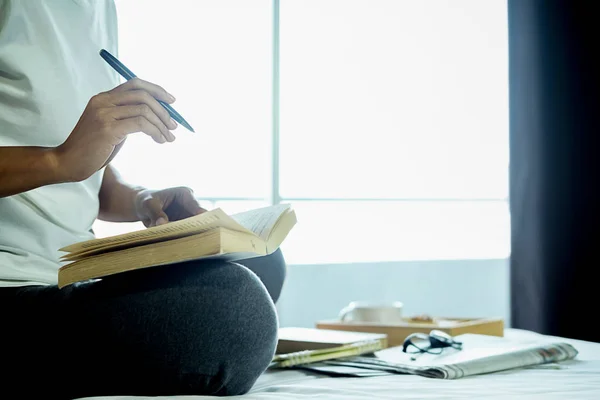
[{"left": 94, "top": 0, "right": 510, "bottom": 263}]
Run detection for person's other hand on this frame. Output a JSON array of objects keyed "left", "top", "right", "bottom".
[
  {"left": 54, "top": 78, "right": 178, "bottom": 182},
  {"left": 134, "top": 187, "right": 207, "bottom": 227}
]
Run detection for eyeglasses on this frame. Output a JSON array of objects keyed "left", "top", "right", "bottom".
[{"left": 402, "top": 330, "right": 463, "bottom": 357}]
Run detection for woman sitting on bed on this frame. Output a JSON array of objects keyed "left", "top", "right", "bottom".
[{"left": 0, "top": 1, "right": 285, "bottom": 398}]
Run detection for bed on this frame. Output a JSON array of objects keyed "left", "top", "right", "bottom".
[{"left": 84, "top": 329, "right": 600, "bottom": 399}]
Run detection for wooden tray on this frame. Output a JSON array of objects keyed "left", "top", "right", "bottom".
[{"left": 316, "top": 317, "right": 504, "bottom": 348}]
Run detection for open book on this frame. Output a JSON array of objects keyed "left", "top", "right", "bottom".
[
  {"left": 57, "top": 204, "right": 296, "bottom": 288},
  {"left": 293, "top": 333, "right": 579, "bottom": 379}
]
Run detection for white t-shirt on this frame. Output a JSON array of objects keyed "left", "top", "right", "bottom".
[{"left": 0, "top": 0, "right": 120, "bottom": 286}]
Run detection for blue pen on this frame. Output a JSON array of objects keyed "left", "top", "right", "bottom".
[{"left": 99, "top": 49, "right": 195, "bottom": 133}]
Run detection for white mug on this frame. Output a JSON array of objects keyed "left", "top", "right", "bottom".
[{"left": 338, "top": 301, "right": 404, "bottom": 324}]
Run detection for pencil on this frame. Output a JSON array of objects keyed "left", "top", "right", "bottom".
[{"left": 99, "top": 49, "right": 195, "bottom": 133}]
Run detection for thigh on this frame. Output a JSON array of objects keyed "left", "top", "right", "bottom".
[
  {"left": 61, "top": 258, "right": 278, "bottom": 397},
  {"left": 1, "top": 256, "right": 279, "bottom": 398}
]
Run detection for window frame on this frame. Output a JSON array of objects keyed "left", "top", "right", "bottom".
[
  {"left": 99, "top": 0, "right": 509, "bottom": 263},
  {"left": 197, "top": 0, "right": 508, "bottom": 206}
]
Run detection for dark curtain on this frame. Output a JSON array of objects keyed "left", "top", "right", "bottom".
[{"left": 509, "top": 0, "right": 600, "bottom": 342}]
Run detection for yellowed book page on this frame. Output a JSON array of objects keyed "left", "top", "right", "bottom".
[
  {"left": 231, "top": 204, "right": 292, "bottom": 242},
  {"left": 265, "top": 209, "right": 297, "bottom": 252},
  {"left": 60, "top": 208, "right": 254, "bottom": 255}
]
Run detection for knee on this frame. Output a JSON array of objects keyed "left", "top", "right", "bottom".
[
  {"left": 156, "top": 261, "right": 279, "bottom": 395},
  {"left": 64, "top": 261, "right": 279, "bottom": 398}
]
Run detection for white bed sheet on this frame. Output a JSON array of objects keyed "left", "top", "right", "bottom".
[{"left": 85, "top": 329, "right": 600, "bottom": 400}]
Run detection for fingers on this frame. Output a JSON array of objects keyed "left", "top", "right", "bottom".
[
  {"left": 113, "top": 116, "right": 167, "bottom": 144},
  {"left": 113, "top": 77, "right": 176, "bottom": 104},
  {"left": 110, "top": 89, "right": 177, "bottom": 133},
  {"left": 135, "top": 187, "right": 205, "bottom": 228},
  {"left": 179, "top": 188, "right": 207, "bottom": 216},
  {"left": 139, "top": 195, "right": 170, "bottom": 227},
  {"left": 109, "top": 105, "right": 175, "bottom": 142}
]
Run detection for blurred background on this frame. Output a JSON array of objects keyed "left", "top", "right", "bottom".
[{"left": 94, "top": 0, "right": 510, "bottom": 327}]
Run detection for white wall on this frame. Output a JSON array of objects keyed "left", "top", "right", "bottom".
[{"left": 276, "top": 258, "right": 510, "bottom": 328}]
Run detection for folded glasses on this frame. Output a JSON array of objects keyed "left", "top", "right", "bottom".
[{"left": 402, "top": 329, "right": 463, "bottom": 357}]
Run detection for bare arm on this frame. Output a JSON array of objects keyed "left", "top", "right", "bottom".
[
  {"left": 0, "top": 146, "right": 64, "bottom": 198},
  {"left": 0, "top": 77, "right": 176, "bottom": 199},
  {"left": 98, "top": 164, "right": 144, "bottom": 222},
  {"left": 98, "top": 164, "right": 206, "bottom": 226}
]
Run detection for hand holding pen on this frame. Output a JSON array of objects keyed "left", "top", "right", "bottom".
[
  {"left": 99, "top": 49, "right": 195, "bottom": 133},
  {"left": 54, "top": 76, "right": 180, "bottom": 183},
  {"left": 48, "top": 48, "right": 195, "bottom": 183}
]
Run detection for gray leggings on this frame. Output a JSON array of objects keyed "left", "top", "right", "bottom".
[{"left": 0, "top": 249, "right": 286, "bottom": 399}]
